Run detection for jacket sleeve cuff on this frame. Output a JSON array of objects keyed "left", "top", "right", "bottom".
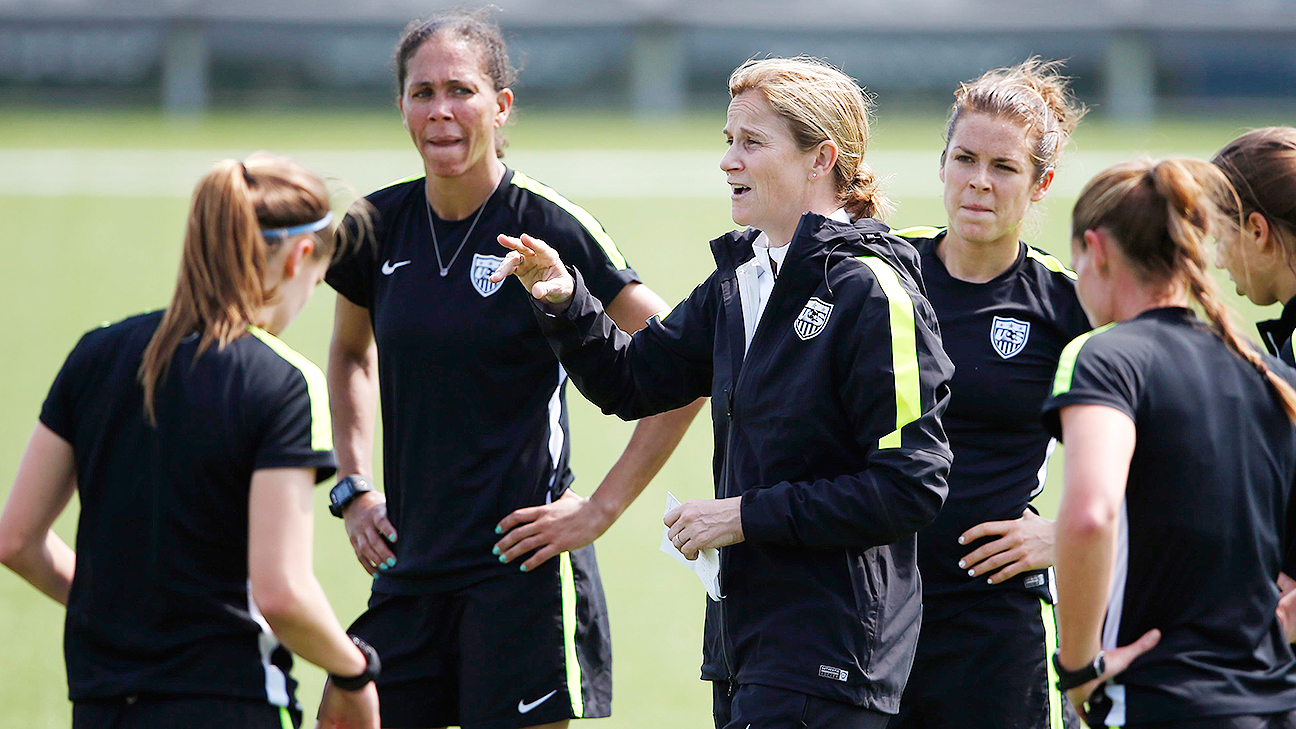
[{"left": 739, "top": 485, "right": 791, "bottom": 544}]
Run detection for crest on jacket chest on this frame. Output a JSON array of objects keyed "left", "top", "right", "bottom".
[
  {"left": 794, "top": 297, "right": 834, "bottom": 341},
  {"left": 990, "top": 315, "right": 1030, "bottom": 359}
]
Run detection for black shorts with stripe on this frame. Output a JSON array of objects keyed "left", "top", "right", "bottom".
[
  {"left": 348, "top": 544, "right": 611, "bottom": 729},
  {"left": 73, "top": 694, "right": 299, "bottom": 729},
  {"left": 889, "top": 590, "right": 1080, "bottom": 729}
]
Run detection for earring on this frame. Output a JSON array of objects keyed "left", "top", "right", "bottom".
[{"left": 811, "top": 172, "right": 818, "bottom": 179}]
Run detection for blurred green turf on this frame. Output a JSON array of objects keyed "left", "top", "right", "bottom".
[{"left": 0, "top": 107, "right": 1284, "bottom": 729}]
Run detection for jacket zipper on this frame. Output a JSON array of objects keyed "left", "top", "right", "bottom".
[{"left": 719, "top": 386, "right": 737, "bottom": 696}]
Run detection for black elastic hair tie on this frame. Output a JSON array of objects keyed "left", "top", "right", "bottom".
[{"left": 239, "top": 161, "right": 252, "bottom": 183}]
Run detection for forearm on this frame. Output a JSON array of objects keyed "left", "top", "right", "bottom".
[
  {"left": 254, "top": 578, "right": 366, "bottom": 677},
  {"left": 1055, "top": 510, "right": 1117, "bottom": 668},
  {"left": 0, "top": 531, "right": 74, "bottom": 605},
  {"left": 328, "top": 349, "right": 378, "bottom": 477},
  {"left": 588, "top": 398, "right": 705, "bottom": 523},
  {"left": 741, "top": 450, "right": 950, "bottom": 549}
]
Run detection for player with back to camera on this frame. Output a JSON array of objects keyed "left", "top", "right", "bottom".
[
  {"left": 0, "top": 153, "right": 380, "bottom": 729},
  {"left": 1047, "top": 157, "right": 1296, "bottom": 728},
  {"left": 493, "top": 56, "right": 954, "bottom": 729},
  {"left": 1212, "top": 127, "right": 1296, "bottom": 367},
  {"left": 323, "top": 8, "right": 703, "bottom": 729},
  {"left": 889, "top": 58, "right": 1087, "bottom": 729}
]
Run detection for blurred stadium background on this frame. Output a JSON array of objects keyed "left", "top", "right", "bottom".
[{"left": 2, "top": 1, "right": 1294, "bottom": 727}]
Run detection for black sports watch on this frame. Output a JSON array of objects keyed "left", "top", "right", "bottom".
[
  {"left": 1052, "top": 649, "right": 1106, "bottom": 691},
  {"left": 329, "top": 635, "right": 381, "bottom": 691},
  {"left": 328, "top": 475, "right": 374, "bottom": 518}
]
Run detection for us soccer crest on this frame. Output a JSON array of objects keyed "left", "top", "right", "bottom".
[
  {"left": 794, "top": 297, "right": 834, "bottom": 341},
  {"left": 990, "top": 316, "right": 1030, "bottom": 359},
  {"left": 470, "top": 253, "right": 507, "bottom": 298}
]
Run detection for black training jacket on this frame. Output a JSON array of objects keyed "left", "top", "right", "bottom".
[{"left": 532, "top": 213, "right": 954, "bottom": 712}]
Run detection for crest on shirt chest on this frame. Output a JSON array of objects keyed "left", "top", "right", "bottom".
[
  {"left": 794, "top": 297, "right": 834, "bottom": 341},
  {"left": 990, "top": 316, "right": 1031, "bottom": 359},
  {"left": 470, "top": 253, "right": 507, "bottom": 298}
]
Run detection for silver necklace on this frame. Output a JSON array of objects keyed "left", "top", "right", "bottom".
[{"left": 426, "top": 199, "right": 489, "bottom": 277}]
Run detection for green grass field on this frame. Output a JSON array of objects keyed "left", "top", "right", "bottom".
[{"left": 0, "top": 106, "right": 1289, "bottom": 728}]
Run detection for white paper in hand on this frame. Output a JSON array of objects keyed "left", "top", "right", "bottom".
[{"left": 661, "top": 491, "right": 723, "bottom": 601}]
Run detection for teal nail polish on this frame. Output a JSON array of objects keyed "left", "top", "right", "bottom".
[
  {"left": 386, "top": 533, "right": 397, "bottom": 543},
  {"left": 379, "top": 563, "right": 388, "bottom": 571},
  {"left": 499, "top": 554, "right": 508, "bottom": 563},
  {"left": 519, "top": 564, "right": 528, "bottom": 573},
  {"left": 386, "top": 558, "right": 396, "bottom": 568},
  {"left": 494, "top": 526, "right": 502, "bottom": 535},
  {"left": 492, "top": 546, "right": 500, "bottom": 556}
]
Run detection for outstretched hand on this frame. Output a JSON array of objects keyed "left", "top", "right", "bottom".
[{"left": 490, "top": 234, "right": 575, "bottom": 308}]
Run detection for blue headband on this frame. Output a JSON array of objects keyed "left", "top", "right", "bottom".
[{"left": 261, "top": 211, "right": 333, "bottom": 239}]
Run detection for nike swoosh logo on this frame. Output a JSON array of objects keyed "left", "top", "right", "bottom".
[
  {"left": 381, "top": 260, "right": 411, "bottom": 275},
  {"left": 517, "top": 689, "right": 558, "bottom": 714}
]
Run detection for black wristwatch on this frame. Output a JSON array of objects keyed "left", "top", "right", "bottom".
[
  {"left": 1052, "top": 649, "right": 1106, "bottom": 691},
  {"left": 330, "top": 635, "right": 381, "bottom": 691},
  {"left": 328, "top": 475, "right": 373, "bottom": 518}
]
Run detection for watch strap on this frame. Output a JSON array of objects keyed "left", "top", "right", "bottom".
[
  {"left": 1053, "top": 649, "right": 1105, "bottom": 691},
  {"left": 329, "top": 635, "right": 381, "bottom": 691},
  {"left": 328, "top": 475, "right": 373, "bottom": 518}
]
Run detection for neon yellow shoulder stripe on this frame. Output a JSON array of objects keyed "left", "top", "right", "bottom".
[
  {"left": 859, "top": 256, "right": 920, "bottom": 450},
  {"left": 376, "top": 173, "right": 424, "bottom": 192},
  {"left": 1027, "top": 248, "right": 1078, "bottom": 280},
  {"left": 247, "top": 327, "right": 334, "bottom": 453},
  {"left": 1051, "top": 323, "right": 1115, "bottom": 396},
  {"left": 510, "top": 171, "right": 629, "bottom": 270},
  {"left": 890, "top": 225, "right": 945, "bottom": 240}
]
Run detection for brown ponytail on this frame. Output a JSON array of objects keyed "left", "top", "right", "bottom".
[
  {"left": 1072, "top": 157, "right": 1296, "bottom": 422},
  {"left": 138, "top": 153, "right": 341, "bottom": 425}
]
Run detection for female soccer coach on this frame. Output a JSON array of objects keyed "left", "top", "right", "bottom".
[
  {"left": 1047, "top": 158, "right": 1296, "bottom": 728},
  {"left": 890, "top": 58, "right": 1088, "bottom": 729},
  {"left": 0, "top": 154, "right": 380, "bottom": 729},
  {"left": 494, "top": 56, "right": 954, "bottom": 729},
  {"left": 324, "top": 9, "right": 701, "bottom": 729}
]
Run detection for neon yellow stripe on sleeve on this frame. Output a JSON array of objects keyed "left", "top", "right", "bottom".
[
  {"left": 859, "top": 256, "right": 920, "bottom": 450},
  {"left": 510, "top": 171, "right": 628, "bottom": 270},
  {"left": 1051, "top": 324, "right": 1115, "bottom": 396},
  {"left": 890, "top": 225, "right": 945, "bottom": 240},
  {"left": 1027, "top": 248, "right": 1078, "bottom": 280},
  {"left": 247, "top": 327, "right": 333, "bottom": 453}
]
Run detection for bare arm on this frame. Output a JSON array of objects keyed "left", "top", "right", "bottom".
[
  {"left": 0, "top": 424, "right": 78, "bottom": 605},
  {"left": 328, "top": 296, "right": 396, "bottom": 574},
  {"left": 1054, "top": 404, "right": 1160, "bottom": 720},
  {"left": 494, "top": 280, "right": 706, "bottom": 571},
  {"left": 248, "top": 467, "right": 379, "bottom": 728}
]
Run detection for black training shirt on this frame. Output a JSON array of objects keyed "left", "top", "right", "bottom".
[
  {"left": 327, "top": 169, "right": 639, "bottom": 593},
  {"left": 41, "top": 311, "right": 336, "bottom": 706},
  {"left": 1043, "top": 307, "right": 1296, "bottom": 724},
  {"left": 896, "top": 228, "right": 1089, "bottom": 620}
]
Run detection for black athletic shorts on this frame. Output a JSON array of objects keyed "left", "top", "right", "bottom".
[
  {"left": 1125, "top": 710, "right": 1296, "bottom": 729},
  {"left": 348, "top": 545, "right": 611, "bottom": 729},
  {"left": 889, "top": 590, "right": 1081, "bottom": 729},
  {"left": 713, "top": 682, "right": 890, "bottom": 729},
  {"left": 72, "top": 694, "right": 299, "bottom": 729}
]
